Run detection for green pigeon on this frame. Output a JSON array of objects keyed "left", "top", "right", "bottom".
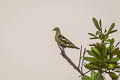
[{"left": 53, "top": 27, "right": 79, "bottom": 49}]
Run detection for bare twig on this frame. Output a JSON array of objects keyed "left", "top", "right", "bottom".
[
  {"left": 78, "top": 70, "right": 90, "bottom": 77},
  {"left": 84, "top": 70, "right": 90, "bottom": 75},
  {"left": 81, "top": 48, "right": 86, "bottom": 72},
  {"left": 58, "top": 46, "right": 84, "bottom": 76},
  {"left": 115, "top": 41, "right": 120, "bottom": 47},
  {"left": 78, "top": 45, "right": 82, "bottom": 68}
]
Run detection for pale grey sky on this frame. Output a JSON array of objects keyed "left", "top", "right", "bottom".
[{"left": 0, "top": 0, "right": 120, "bottom": 80}]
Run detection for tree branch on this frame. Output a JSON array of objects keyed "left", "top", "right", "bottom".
[
  {"left": 58, "top": 46, "right": 84, "bottom": 76},
  {"left": 78, "top": 70, "right": 90, "bottom": 77},
  {"left": 81, "top": 48, "right": 86, "bottom": 72},
  {"left": 78, "top": 45, "right": 82, "bottom": 68}
]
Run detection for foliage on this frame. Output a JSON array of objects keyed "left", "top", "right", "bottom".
[
  {"left": 84, "top": 17, "right": 120, "bottom": 80},
  {"left": 82, "top": 71, "right": 103, "bottom": 80}
]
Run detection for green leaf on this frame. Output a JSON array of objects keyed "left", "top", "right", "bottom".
[
  {"left": 85, "top": 63, "right": 101, "bottom": 70},
  {"left": 90, "top": 37, "right": 99, "bottom": 39},
  {"left": 104, "top": 34, "right": 108, "bottom": 40},
  {"left": 109, "top": 57, "right": 119, "bottom": 63},
  {"left": 94, "top": 43, "right": 102, "bottom": 51},
  {"left": 112, "top": 48, "right": 120, "bottom": 55},
  {"left": 108, "top": 38, "right": 115, "bottom": 53},
  {"left": 96, "top": 31, "right": 101, "bottom": 35},
  {"left": 109, "top": 72, "right": 118, "bottom": 80},
  {"left": 87, "top": 50, "right": 97, "bottom": 57},
  {"left": 99, "top": 19, "right": 102, "bottom": 28},
  {"left": 91, "top": 71, "right": 95, "bottom": 80},
  {"left": 108, "top": 64, "right": 115, "bottom": 69},
  {"left": 88, "top": 33, "right": 96, "bottom": 37},
  {"left": 108, "top": 30, "right": 118, "bottom": 34},
  {"left": 82, "top": 75, "right": 91, "bottom": 80},
  {"left": 101, "top": 43, "right": 107, "bottom": 59},
  {"left": 107, "top": 23, "right": 115, "bottom": 34},
  {"left": 89, "top": 44, "right": 96, "bottom": 46},
  {"left": 102, "top": 43, "right": 107, "bottom": 54},
  {"left": 110, "top": 38, "right": 115, "bottom": 44},
  {"left": 115, "top": 65, "right": 120, "bottom": 68},
  {"left": 92, "top": 17, "right": 101, "bottom": 31},
  {"left": 91, "top": 47, "right": 101, "bottom": 56},
  {"left": 90, "top": 72, "right": 103, "bottom": 80},
  {"left": 115, "top": 70, "right": 120, "bottom": 72},
  {"left": 104, "top": 28, "right": 107, "bottom": 33},
  {"left": 117, "top": 52, "right": 120, "bottom": 58},
  {"left": 99, "top": 34, "right": 105, "bottom": 40},
  {"left": 94, "top": 72, "right": 102, "bottom": 80},
  {"left": 107, "top": 55, "right": 111, "bottom": 60},
  {"left": 84, "top": 57, "right": 103, "bottom": 63}
]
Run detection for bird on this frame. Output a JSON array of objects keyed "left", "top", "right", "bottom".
[{"left": 53, "top": 27, "right": 79, "bottom": 49}]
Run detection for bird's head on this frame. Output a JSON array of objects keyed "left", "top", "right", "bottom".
[{"left": 53, "top": 27, "right": 60, "bottom": 32}]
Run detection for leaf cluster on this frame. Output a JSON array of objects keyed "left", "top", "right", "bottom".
[
  {"left": 82, "top": 71, "right": 103, "bottom": 80},
  {"left": 88, "top": 18, "right": 117, "bottom": 41},
  {"left": 84, "top": 18, "right": 120, "bottom": 80}
]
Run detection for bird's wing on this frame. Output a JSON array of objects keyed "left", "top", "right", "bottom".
[
  {"left": 58, "top": 35, "right": 73, "bottom": 45},
  {"left": 58, "top": 35, "right": 79, "bottom": 49}
]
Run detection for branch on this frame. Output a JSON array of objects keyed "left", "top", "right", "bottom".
[
  {"left": 58, "top": 46, "right": 84, "bottom": 76},
  {"left": 81, "top": 48, "right": 86, "bottom": 72},
  {"left": 78, "top": 70, "right": 90, "bottom": 77},
  {"left": 115, "top": 41, "right": 120, "bottom": 47},
  {"left": 78, "top": 45, "right": 82, "bottom": 68}
]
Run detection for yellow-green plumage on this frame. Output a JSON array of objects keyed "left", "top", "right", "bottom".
[{"left": 53, "top": 27, "right": 79, "bottom": 49}]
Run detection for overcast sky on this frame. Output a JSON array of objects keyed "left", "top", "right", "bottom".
[{"left": 0, "top": 0, "right": 120, "bottom": 80}]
